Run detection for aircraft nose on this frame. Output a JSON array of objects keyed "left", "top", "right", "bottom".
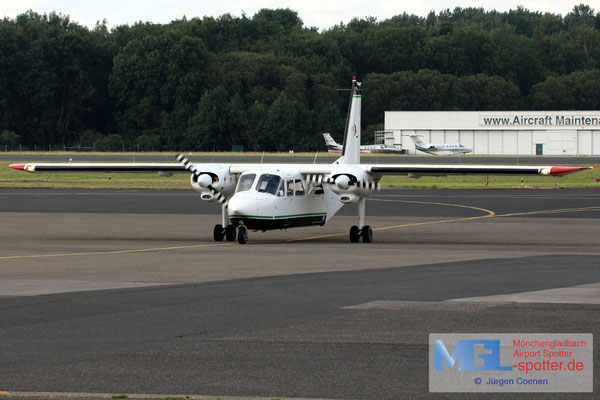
[
  {"left": 227, "top": 195, "right": 245, "bottom": 217},
  {"left": 227, "top": 194, "right": 258, "bottom": 217}
]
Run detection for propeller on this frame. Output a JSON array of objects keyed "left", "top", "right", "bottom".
[
  {"left": 177, "top": 154, "right": 229, "bottom": 205},
  {"left": 305, "top": 173, "right": 379, "bottom": 192}
]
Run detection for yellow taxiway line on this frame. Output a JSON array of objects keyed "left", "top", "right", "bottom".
[{"left": 2, "top": 201, "right": 599, "bottom": 259}]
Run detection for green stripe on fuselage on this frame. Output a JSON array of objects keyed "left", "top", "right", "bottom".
[{"left": 229, "top": 212, "right": 326, "bottom": 220}]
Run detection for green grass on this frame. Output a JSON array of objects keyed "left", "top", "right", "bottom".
[
  {"left": 1, "top": 159, "right": 598, "bottom": 190},
  {"left": 379, "top": 166, "right": 598, "bottom": 189}
]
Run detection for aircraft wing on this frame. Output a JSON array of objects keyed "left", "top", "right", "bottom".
[
  {"left": 10, "top": 162, "right": 591, "bottom": 178},
  {"left": 9, "top": 162, "right": 336, "bottom": 175},
  {"left": 9, "top": 163, "right": 186, "bottom": 173},
  {"left": 365, "top": 164, "right": 592, "bottom": 177}
]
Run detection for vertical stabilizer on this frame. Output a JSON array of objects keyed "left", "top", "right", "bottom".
[
  {"left": 410, "top": 135, "right": 427, "bottom": 148},
  {"left": 323, "top": 133, "right": 340, "bottom": 151},
  {"left": 337, "top": 78, "right": 362, "bottom": 165}
]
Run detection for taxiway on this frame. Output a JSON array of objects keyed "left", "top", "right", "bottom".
[{"left": 0, "top": 188, "right": 599, "bottom": 399}]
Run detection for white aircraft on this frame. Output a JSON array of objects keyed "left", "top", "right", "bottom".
[
  {"left": 9, "top": 78, "right": 590, "bottom": 244},
  {"left": 323, "top": 133, "right": 404, "bottom": 154},
  {"left": 409, "top": 134, "right": 472, "bottom": 155}
]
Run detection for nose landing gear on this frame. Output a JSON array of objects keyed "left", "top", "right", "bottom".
[{"left": 237, "top": 225, "right": 248, "bottom": 244}]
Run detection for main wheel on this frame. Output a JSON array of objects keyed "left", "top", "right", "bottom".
[
  {"left": 213, "top": 224, "right": 224, "bottom": 241},
  {"left": 361, "top": 225, "right": 372, "bottom": 243},
  {"left": 225, "top": 225, "right": 236, "bottom": 241},
  {"left": 237, "top": 225, "right": 248, "bottom": 244},
  {"left": 349, "top": 225, "right": 360, "bottom": 243}
]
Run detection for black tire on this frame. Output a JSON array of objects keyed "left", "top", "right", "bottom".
[
  {"left": 361, "top": 225, "right": 373, "bottom": 243},
  {"left": 237, "top": 226, "right": 248, "bottom": 244},
  {"left": 213, "top": 224, "right": 224, "bottom": 241},
  {"left": 349, "top": 225, "right": 360, "bottom": 243},
  {"left": 225, "top": 225, "right": 236, "bottom": 241}
]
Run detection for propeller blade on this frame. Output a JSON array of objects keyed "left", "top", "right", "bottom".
[{"left": 177, "top": 154, "right": 229, "bottom": 206}]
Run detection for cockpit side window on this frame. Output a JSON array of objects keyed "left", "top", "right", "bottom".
[
  {"left": 256, "top": 174, "right": 283, "bottom": 196},
  {"left": 236, "top": 174, "right": 256, "bottom": 192},
  {"left": 287, "top": 180, "right": 294, "bottom": 196}
]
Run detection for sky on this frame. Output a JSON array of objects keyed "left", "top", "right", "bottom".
[{"left": 0, "top": 1, "right": 589, "bottom": 30}]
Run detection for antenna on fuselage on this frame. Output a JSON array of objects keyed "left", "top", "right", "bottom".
[
  {"left": 313, "top": 151, "right": 319, "bottom": 164},
  {"left": 260, "top": 151, "right": 265, "bottom": 164}
]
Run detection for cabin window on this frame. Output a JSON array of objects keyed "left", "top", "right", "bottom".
[
  {"left": 236, "top": 174, "right": 256, "bottom": 192},
  {"left": 256, "top": 174, "right": 283, "bottom": 196},
  {"left": 294, "top": 179, "right": 305, "bottom": 195}
]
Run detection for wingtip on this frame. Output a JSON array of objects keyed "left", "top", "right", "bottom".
[
  {"left": 9, "top": 163, "right": 26, "bottom": 170},
  {"left": 547, "top": 166, "right": 592, "bottom": 176}
]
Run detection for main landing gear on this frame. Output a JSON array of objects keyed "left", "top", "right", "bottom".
[
  {"left": 349, "top": 197, "right": 373, "bottom": 243},
  {"left": 213, "top": 224, "right": 237, "bottom": 242},
  {"left": 214, "top": 204, "right": 238, "bottom": 242},
  {"left": 349, "top": 225, "right": 372, "bottom": 243}
]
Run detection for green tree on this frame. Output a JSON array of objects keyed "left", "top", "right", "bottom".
[
  {"left": 1, "top": 129, "right": 20, "bottom": 149},
  {"left": 184, "top": 86, "right": 230, "bottom": 151},
  {"left": 263, "top": 92, "right": 312, "bottom": 151},
  {"left": 109, "top": 26, "right": 209, "bottom": 148},
  {"left": 528, "top": 69, "right": 600, "bottom": 109}
]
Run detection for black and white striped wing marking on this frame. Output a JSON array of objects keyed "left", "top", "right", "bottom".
[
  {"left": 177, "top": 154, "right": 229, "bottom": 206},
  {"left": 355, "top": 179, "right": 380, "bottom": 191},
  {"left": 305, "top": 173, "right": 379, "bottom": 193}
]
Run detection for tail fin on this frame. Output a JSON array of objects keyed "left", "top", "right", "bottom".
[
  {"left": 323, "top": 133, "right": 340, "bottom": 149},
  {"left": 409, "top": 135, "right": 426, "bottom": 147},
  {"left": 336, "top": 77, "right": 362, "bottom": 165}
]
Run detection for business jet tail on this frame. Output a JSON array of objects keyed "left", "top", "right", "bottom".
[
  {"left": 409, "top": 135, "right": 427, "bottom": 148},
  {"left": 323, "top": 133, "right": 341, "bottom": 152}
]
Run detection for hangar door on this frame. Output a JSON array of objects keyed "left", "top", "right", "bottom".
[{"left": 548, "top": 130, "right": 577, "bottom": 155}]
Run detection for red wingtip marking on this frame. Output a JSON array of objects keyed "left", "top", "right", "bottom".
[
  {"left": 9, "top": 163, "right": 26, "bottom": 170},
  {"left": 549, "top": 166, "right": 589, "bottom": 176}
]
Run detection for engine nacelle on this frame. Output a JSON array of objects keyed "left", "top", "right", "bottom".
[
  {"left": 327, "top": 166, "right": 379, "bottom": 203},
  {"left": 189, "top": 165, "right": 236, "bottom": 201}
]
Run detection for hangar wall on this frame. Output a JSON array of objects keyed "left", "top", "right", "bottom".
[{"left": 384, "top": 111, "right": 600, "bottom": 155}]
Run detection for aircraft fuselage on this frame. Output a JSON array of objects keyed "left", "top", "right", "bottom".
[{"left": 227, "top": 170, "right": 342, "bottom": 231}]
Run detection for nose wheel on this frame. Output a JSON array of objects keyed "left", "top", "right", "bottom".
[{"left": 237, "top": 225, "right": 248, "bottom": 244}]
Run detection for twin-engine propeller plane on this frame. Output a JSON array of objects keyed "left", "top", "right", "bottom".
[{"left": 9, "top": 78, "right": 591, "bottom": 244}]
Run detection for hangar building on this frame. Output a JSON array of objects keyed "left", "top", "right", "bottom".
[{"left": 384, "top": 111, "right": 600, "bottom": 155}]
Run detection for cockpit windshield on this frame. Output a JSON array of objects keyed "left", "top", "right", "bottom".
[
  {"left": 256, "top": 174, "right": 283, "bottom": 196},
  {"left": 236, "top": 173, "right": 256, "bottom": 193}
]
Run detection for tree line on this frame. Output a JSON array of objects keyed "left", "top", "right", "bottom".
[{"left": 1, "top": 5, "right": 600, "bottom": 152}]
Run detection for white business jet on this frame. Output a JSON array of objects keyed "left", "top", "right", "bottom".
[
  {"left": 409, "top": 135, "right": 472, "bottom": 155},
  {"left": 323, "top": 133, "right": 404, "bottom": 154},
  {"left": 9, "top": 78, "right": 590, "bottom": 244}
]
